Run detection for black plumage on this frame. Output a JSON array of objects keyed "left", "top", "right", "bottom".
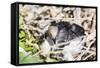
[{"left": 49, "top": 21, "right": 85, "bottom": 44}]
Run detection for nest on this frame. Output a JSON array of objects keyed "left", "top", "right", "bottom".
[{"left": 19, "top": 4, "right": 96, "bottom": 63}]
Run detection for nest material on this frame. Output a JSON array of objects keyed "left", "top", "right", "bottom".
[{"left": 19, "top": 4, "right": 96, "bottom": 63}]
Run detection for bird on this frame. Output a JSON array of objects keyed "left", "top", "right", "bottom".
[
  {"left": 46, "top": 21, "right": 85, "bottom": 60},
  {"left": 47, "top": 21, "right": 85, "bottom": 45}
]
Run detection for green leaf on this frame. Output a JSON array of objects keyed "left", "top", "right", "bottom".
[
  {"left": 19, "top": 52, "right": 25, "bottom": 62},
  {"left": 24, "top": 47, "right": 33, "bottom": 52},
  {"left": 32, "top": 46, "right": 38, "bottom": 54},
  {"left": 19, "top": 30, "right": 26, "bottom": 38},
  {"left": 19, "top": 40, "right": 25, "bottom": 49},
  {"left": 19, "top": 55, "right": 44, "bottom": 64},
  {"left": 19, "top": 15, "right": 24, "bottom": 25}
]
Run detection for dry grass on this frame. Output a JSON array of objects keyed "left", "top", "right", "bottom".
[{"left": 19, "top": 4, "right": 96, "bottom": 62}]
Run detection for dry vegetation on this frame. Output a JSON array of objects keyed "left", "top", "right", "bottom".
[{"left": 19, "top": 4, "right": 96, "bottom": 63}]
